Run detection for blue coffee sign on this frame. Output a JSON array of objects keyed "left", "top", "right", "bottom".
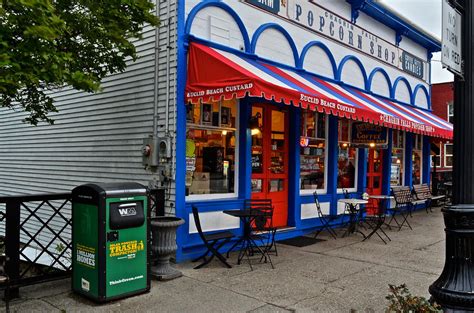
[
  {"left": 245, "top": 0, "right": 280, "bottom": 14},
  {"left": 402, "top": 51, "right": 424, "bottom": 79}
]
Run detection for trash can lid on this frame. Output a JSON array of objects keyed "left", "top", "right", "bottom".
[{"left": 73, "top": 182, "right": 147, "bottom": 197}]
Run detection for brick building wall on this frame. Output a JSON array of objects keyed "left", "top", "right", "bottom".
[{"left": 431, "top": 82, "right": 453, "bottom": 179}]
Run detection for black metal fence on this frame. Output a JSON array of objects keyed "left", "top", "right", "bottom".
[
  {"left": 0, "top": 189, "right": 166, "bottom": 299},
  {"left": 0, "top": 193, "right": 72, "bottom": 298}
]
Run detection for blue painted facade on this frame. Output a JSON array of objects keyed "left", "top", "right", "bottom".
[{"left": 175, "top": 0, "right": 441, "bottom": 262}]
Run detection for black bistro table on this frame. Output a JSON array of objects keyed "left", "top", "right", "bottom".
[
  {"left": 338, "top": 198, "right": 368, "bottom": 237},
  {"left": 223, "top": 209, "right": 272, "bottom": 269}
]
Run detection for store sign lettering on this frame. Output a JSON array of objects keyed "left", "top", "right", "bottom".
[
  {"left": 186, "top": 83, "right": 253, "bottom": 99},
  {"left": 379, "top": 114, "right": 434, "bottom": 133},
  {"left": 245, "top": 0, "right": 280, "bottom": 14},
  {"left": 402, "top": 52, "right": 424, "bottom": 79},
  {"left": 242, "top": 0, "right": 428, "bottom": 82},
  {"left": 290, "top": 1, "right": 399, "bottom": 67}
]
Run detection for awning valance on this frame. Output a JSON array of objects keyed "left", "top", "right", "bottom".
[{"left": 185, "top": 42, "right": 453, "bottom": 139}]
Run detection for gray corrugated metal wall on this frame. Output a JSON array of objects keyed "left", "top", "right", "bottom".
[{"left": 0, "top": 1, "right": 178, "bottom": 253}]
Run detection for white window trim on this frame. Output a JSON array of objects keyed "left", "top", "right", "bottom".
[
  {"left": 300, "top": 116, "right": 329, "bottom": 195},
  {"left": 186, "top": 101, "right": 240, "bottom": 201},
  {"left": 391, "top": 131, "right": 406, "bottom": 187},
  {"left": 430, "top": 142, "right": 442, "bottom": 169},
  {"left": 431, "top": 154, "right": 442, "bottom": 168},
  {"left": 447, "top": 102, "right": 454, "bottom": 124},
  {"left": 444, "top": 143, "right": 453, "bottom": 168}
]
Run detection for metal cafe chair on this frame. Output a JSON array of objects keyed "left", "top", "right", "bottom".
[
  {"left": 313, "top": 191, "right": 338, "bottom": 239},
  {"left": 340, "top": 188, "right": 353, "bottom": 227},
  {"left": 246, "top": 199, "right": 276, "bottom": 268},
  {"left": 389, "top": 186, "right": 421, "bottom": 230},
  {"left": 191, "top": 206, "right": 235, "bottom": 269},
  {"left": 361, "top": 198, "right": 391, "bottom": 244}
]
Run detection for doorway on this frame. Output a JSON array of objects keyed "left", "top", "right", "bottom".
[
  {"left": 250, "top": 104, "right": 289, "bottom": 227},
  {"left": 366, "top": 148, "right": 384, "bottom": 214}
]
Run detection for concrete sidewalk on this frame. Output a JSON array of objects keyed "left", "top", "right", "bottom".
[{"left": 4, "top": 209, "right": 445, "bottom": 312}]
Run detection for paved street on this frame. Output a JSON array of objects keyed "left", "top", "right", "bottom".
[{"left": 4, "top": 209, "right": 445, "bottom": 312}]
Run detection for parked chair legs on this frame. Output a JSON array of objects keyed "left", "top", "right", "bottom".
[
  {"left": 193, "top": 238, "right": 232, "bottom": 269},
  {"left": 313, "top": 191, "right": 338, "bottom": 240},
  {"left": 192, "top": 206, "right": 235, "bottom": 269},
  {"left": 313, "top": 216, "right": 338, "bottom": 240}
]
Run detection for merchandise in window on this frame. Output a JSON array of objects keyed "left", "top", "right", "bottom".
[
  {"left": 300, "top": 112, "right": 326, "bottom": 191},
  {"left": 445, "top": 143, "right": 453, "bottom": 167},
  {"left": 186, "top": 99, "right": 238, "bottom": 196},
  {"left": 391, "top": 130, "right": 405, "bottom": 186},
  {"left": 412, "top": 134, "right": 423, "bottom": 185},
  {"left": 337, "top": 119, "right": 357, "bottom": 189}
]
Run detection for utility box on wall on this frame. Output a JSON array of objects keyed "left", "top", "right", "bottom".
[{"left": 71, "top": 182, "right": 150, "bottom": 302}]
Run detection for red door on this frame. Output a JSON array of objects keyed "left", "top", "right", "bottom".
[
  {"left": 250, "top": 104, "right": 289, "bottom": 227},
  {"left": 366, "top": 149, "right": 384, "bottom": 214}
]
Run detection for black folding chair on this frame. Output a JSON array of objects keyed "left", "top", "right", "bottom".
[
  {"left": 192, "top": 206, "right": 234, "bottom": 269},
  {"left": 246, "top": 199, "right": 277, "bottom": 259},
  {"left": 245, "top": 199, "right": 278, "bottom": 268},
  {"left": 362, "top": 198, "right": 391, "bottom": 244},
  {"left": 313, "top": 191, "right": 338, "bottom": 239}
]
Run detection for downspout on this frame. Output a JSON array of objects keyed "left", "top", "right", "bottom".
[
  {"left": 165, "top": 1, "right": 171, "bottom": 135},
  {"left": 170, "top": 2, "right": 177, "bottom": 181},
  {"left": 153, "top": 0, "right": 161, "bottom": 137}
]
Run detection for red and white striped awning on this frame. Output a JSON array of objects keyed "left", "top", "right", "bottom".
[{"left": 185, "top": 42, "right": 453, "bottom": 139}]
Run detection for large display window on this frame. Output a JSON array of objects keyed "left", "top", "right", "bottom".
[
  {"left": 391, "top": 130, "right": 405, "bottom": 186},
  {"left": 300, "top": 112, "right": 327, "bottom": 193},
  {"left": 412, "top": 134, "right": 423, "bottom": 185},
  {"left": 185, "top": 99, "right": 238, "bottom": 199},
  {"left": 337, "top": 119, "right": 357, "bottom": 191}
]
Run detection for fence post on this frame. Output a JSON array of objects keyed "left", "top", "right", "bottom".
[{"left": 5, "top": 199, "right": 20, "bottom": 299}]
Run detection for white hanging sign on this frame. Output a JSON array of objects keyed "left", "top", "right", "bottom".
[{"left": 442, "top": 0, "right": 463, "bottom": 77}]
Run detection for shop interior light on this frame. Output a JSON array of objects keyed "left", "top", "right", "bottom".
[
  {"left": 249, "top": 112, "right": 261, "bottom": 136},
  {"left": 251, "top": 128, "right": 260, "bottom": 136},
  {"left": 222, "top": 130, "right": 228, "bottom": 136},
  {"left": 342, "top": 143, "right": 348, "bottom": 148},
  {"left": 369, "top": 143, "right": 376, "bottom": 148},
  {"left": 396, "top": 159, "right": 401, "bottom": 164}
]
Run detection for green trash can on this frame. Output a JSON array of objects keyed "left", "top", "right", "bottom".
[{"left": 71, "top": 182, "right": 150, "bottom": 302}]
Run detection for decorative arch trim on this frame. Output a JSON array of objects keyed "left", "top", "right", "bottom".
[
  {"left": 299, "top": 41, "right": 337, "bottom": 79},
  {"left": 412, "top": 84, "right": 430, "bottom": 107},
  {"left": 250, "top": 23, "right": 299, "bottom": 67},
  {"left": 184, "top": 0, "right": 251, "bottom": 52},
  {"left": 367, "top": 67, "right": 392, "bottom": 95},
  {"left": 392, "top": 76, "right": 413, "bottom": 101},
  {"left": 337, "top": 55, "right": 368, "bottom": 89}
]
